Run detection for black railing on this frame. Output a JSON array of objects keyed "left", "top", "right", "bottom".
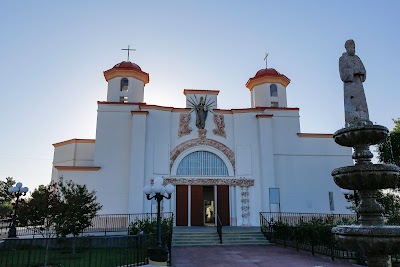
[
  {"left": 216, "top": 215, "right": 222, "bottom": 244},
  {"left": 0, "top": 233, "right": 171, "bottom": 267},
  {"left": 0, "top": 212, "right": 174, "bottom": 238},
  {"left": 260, "top": 212, "right": 400, "bottom": 264},
  {"left": 260, "top": 212, "right": 357, "bottom": 226}
]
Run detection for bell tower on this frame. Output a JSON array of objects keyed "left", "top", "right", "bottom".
[
  {"left": 103, "top": 61, "right": 149, "bottom": 103},
  {"left": 246, "top": 68, "right": 290, "bottom": 108}
]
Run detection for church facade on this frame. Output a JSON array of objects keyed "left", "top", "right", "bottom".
[{"left": 51, "top": 60, "right": 353, "bottom": 226}]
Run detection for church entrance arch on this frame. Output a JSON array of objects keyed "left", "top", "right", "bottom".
[{"left": 172, "top": 150, "right": 231, "bottom": 226}]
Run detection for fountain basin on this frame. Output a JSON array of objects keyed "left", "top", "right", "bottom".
[
  {"left": 333, "top": 125, "right": 388, "bottom": 147},
  {"left": 332, "top": 164, "right": 400, "bottom": 190},
  {"left": 332, "top": 225, "right": 400, "bottom": 255}
]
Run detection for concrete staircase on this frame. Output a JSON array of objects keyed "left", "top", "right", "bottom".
[
  {"left": 172, "top": 231, "right": 221, "bottom": 246},
  {"left": 172, "top": 226, "right": 270, "bottom": 246},
  {"left": 221, "top": 231, "right": 270, "bottom": 246}
]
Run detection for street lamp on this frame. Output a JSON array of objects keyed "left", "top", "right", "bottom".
[
  {"left": 143, "top": 177, "right": 174, "bottom": 265},
  {"left": 143, "top": 177, "right": 174, "bottom": 247},
  {"left": 8, "top": 182, "right": 28, "bottom": 238}
]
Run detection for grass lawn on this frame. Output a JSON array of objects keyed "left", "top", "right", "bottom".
[{"left": 0, "top": 247, "right": 148, "bottom": 267}]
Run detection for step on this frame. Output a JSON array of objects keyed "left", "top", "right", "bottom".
[
  {"left": 172, "top": 229, "right": 270, "bottom": 246},
  {"left": 172, "top": 231, "right": 220, "bottom": 246}
]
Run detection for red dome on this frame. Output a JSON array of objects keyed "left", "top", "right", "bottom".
[
  {"left": 246, "top": 68, "right": 290, "bottom": 89},
  {"left": 111, "top": 61, "right": 142, "bottom": 71},
  {"left": 104, "top": 61, "right": 149, "bottom": 83},
  {"left": 254, "top": 68, "right": 281, "bottom": 78}
]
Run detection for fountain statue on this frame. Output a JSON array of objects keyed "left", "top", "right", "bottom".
[{"left": 332, "top": 39, "right": 400, "bottom": 266}]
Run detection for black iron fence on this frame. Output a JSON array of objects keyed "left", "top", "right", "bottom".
[
  {"left": 0, "top": 233, "right": 172, "bottom": 267},
  {"left": 0, "top": 212, "right": 174, "bottom": 238},
  {"left": 260, "top": 212, "right": 357, "bottom": 227},
  {"left": 260, "top": 212, "right": 400, "bottom": 265}
]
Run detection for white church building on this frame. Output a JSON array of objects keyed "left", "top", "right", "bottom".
[{"left": 51, "top": 60, "right": 353, "bottom": 227}]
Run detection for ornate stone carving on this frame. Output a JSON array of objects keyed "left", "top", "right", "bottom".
[
  {"left": 170, "top": 138, "right": 235, "bottom": 172},
  {"left": 163, "top": 178, "right": 254, "bottom": 187},
  {"left": 198, "top": 129, "right": 207, "bottom": 139},
  {"left": 178, "top": 113, "right": 192, "bottom": 138},
  {"left": 213, "top": 114, "right": 226, "bottom": 138},
  {"left": 240, "top": 186, "right": 251, "bottom": 226}
]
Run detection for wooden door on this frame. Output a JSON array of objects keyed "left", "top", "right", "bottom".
[
  {"left": 191, "top": 185, "right": 203, "bottom": 226},
  {"left": 217, "top": 185, "right": 230, "bottom": 226},
  {"left": 176, "top": 185, "right": 188, "bottom": 226}
]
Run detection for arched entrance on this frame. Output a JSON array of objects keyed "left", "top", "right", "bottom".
[{"left": 173, "top": 150, "right": 231, "bottom": 226}]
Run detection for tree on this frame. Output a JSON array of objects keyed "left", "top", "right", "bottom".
[
  {"left": 377, "top": 118, "right": 400, "bottom": 166},
  {"left": 376, "top": 190, "right": 400, "bottom": 225},
  {"left": 374, "top": 118, "right": 400, "bottom": 224},
  {"left": 18, "top": 183, "right": 63, "bottom": 267},
  {"left": 0, "top": 177, "right": 16, "bottom": 218},
  {"left": 17, "top": 179, "right": 102, "bottom": 263},
  {"left": 53, "top": 179, "right": 102, "bottom": 238},
  {"left": 18, "top": 183, "right": 62, "bottom": 238}
]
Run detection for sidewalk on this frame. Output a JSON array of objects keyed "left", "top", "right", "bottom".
[{"left": 171, "top": 245, "right": 361, "bottom": 267}]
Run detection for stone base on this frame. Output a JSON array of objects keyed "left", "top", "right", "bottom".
[
  {"left": 148, "top": 260, "right": 168, "bottom": 266},
  {"left": 147, "top": 247, "right": 169, "bottom": 266}
]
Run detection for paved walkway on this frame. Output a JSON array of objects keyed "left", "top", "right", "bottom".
[{"left": 171, "top": 245, "right": 361, "bottom": 267}]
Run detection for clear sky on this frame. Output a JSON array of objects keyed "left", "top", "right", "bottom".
[{"left": 1, "top": 1, "right": 399, "bottom": 192}]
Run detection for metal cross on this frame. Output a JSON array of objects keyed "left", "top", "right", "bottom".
[
  {"left": 264, "top": 52, "right": 269, "bottom": 69},
  {"left": 122, "top": 45, "right": 136, "bottom": 61}
]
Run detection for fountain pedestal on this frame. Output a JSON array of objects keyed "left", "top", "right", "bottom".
[{"left": 332, "top": 125, "right": 400, "bottom": 267}]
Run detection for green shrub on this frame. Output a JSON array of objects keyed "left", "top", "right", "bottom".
[
  {"left": 128, "top": 217, "right": 173, "bottom": 235},
  {"left": 270, "top": 216, "right": 354, "bottom": 247}
]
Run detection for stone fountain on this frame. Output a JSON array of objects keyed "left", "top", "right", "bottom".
[{"left": 331, "top": 39, "right": 400, "bottom": 267}]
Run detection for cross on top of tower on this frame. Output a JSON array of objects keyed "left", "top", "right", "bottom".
[
  {"left": 121, "top": 45, "right": 136, "bottom": 61},
  {"left": 264, "top": 52, "right": 269, "bottom": 69}
]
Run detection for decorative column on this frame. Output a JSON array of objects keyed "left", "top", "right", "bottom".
[{"left": 240, "top": 186, "right": 250, "bottom": 226}]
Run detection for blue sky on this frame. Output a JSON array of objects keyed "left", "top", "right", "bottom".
[{"left": 1, "top": 1, "right": 399, "bottom": 192}]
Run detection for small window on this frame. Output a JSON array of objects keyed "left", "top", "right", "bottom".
[
  {"left": 271, "top": 101, "right": 279, "bottom": 107},
  {"left": 120, "top": 96, "right": 128, "bottom": 103},
  {"left": 120, "top": 78, "right": 129, "bottom": 91},
  {"left": 270, "top": 84, "right": 278, "bottom": 97}
]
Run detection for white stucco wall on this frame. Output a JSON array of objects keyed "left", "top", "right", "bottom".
[
  {"left": 251, "top": 83, "right": 288, "bottom": 108},
  {"left": 107, "top": 77, "right": 145, "bottom": 103}
]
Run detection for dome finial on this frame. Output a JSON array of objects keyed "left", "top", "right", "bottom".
[{"left": 121, "top": 45, "right": 136, "bottom": 61}]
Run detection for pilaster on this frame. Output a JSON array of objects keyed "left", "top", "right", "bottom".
[
  {"left": 257, "top": 115, "right": 277, "bottom": 211},
  {"left": 128, "top": 111, "right": 148, "bottom": 213}
]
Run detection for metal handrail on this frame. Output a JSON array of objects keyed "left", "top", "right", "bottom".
[{"left": 217, "top": 215, "right": 222, "bottom": 244}]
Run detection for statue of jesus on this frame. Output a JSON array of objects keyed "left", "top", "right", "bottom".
[{"left": 339, "top": 39, "right": 371, "bottom": 127}]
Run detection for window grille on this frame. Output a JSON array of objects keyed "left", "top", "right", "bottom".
[{"left": 177, "top": 151, "right": 228, "bottom": 176}]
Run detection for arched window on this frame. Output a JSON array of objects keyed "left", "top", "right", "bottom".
[
  {"left": 120, "top": 78, "right": 129, "bottom": 91},
  {"left": 177, "top": 151, "right": 228, "bottom": 176},
  {"left": 270, "top": 84, "right": 278, "bottom": 97}
]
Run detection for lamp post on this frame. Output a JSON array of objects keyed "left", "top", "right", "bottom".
[
  {"left": 143, "top": 177, "right": 174, "bottom": 266},
  {"left": 143, "top": 177, "right": 174, "bottom": 248},
  {"left": 8, "top": 182, "right": 28, "bottom": 238}
]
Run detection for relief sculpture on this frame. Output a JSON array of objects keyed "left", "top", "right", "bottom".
[
  {"left": 213, "top": 114, "right": 226, "bottom": 138},
  {"left": 178, "top": 113, "right": 192, "bottom": 138}
]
